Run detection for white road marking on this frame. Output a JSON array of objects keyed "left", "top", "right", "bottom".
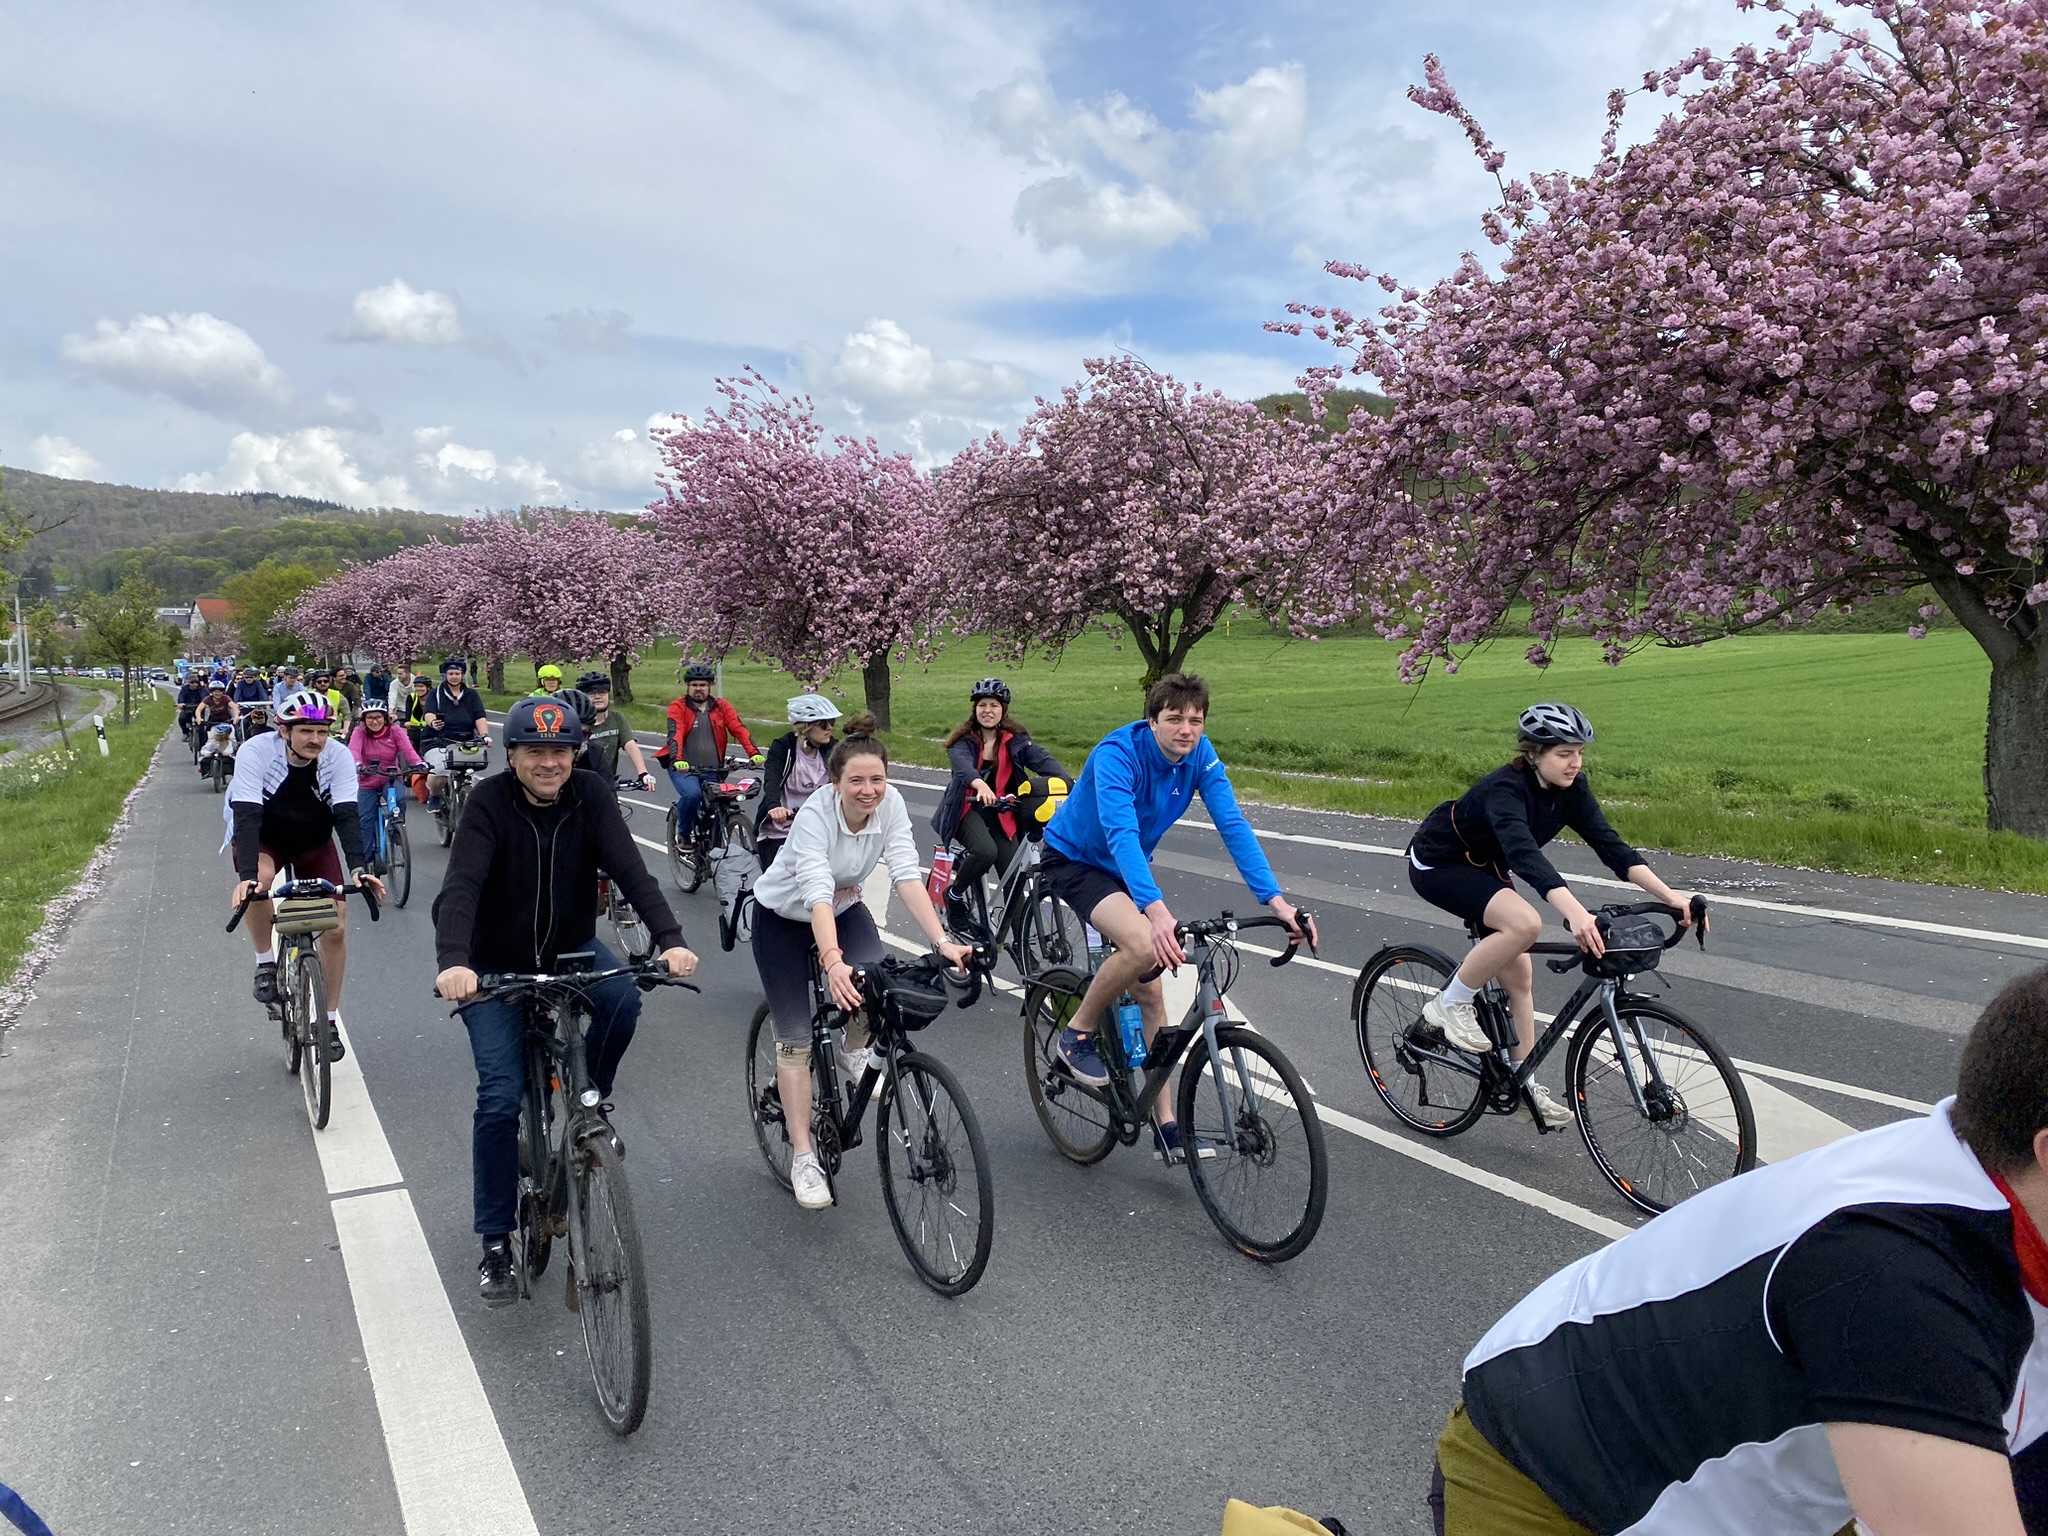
[{"left": 315, "top": 1019, "right": 403, "bottom": 1194}]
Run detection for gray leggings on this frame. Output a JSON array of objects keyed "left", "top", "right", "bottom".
[{"left": 752, "top": 901, "right": 885, "bottom": 1043}]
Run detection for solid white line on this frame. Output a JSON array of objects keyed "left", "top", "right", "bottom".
[
  {"left": 315, "top": 1019, "right": 404, "bottom": 1194},
  {"left": 631, "top": 834, "right": 667, "bottom": 856},
  {"left": 329, "top": 1189, "right": 540, "bottom": 1536}
]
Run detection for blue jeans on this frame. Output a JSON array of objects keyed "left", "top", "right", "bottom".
[
  {"left": 666, "top": 767, "right": 722, "bottom": 841},
  {"left": 356, "top": 787, "right": 385, "bottom": 861},
  {"left": 463, "top": 940, "right": 640, "bottom": 1237}
]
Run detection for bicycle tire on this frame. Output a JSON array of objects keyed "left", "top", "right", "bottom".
[
  {"left": 388, "top": 816, "right": 412, "bottom": 908},
  {"left": 1177, "top": 1025, "right": 1328, "bottom": 1262},
  {"left": 667, "top": 805, "right": 704, "bottom": 893},
  {"left": 1568, "top": 998, "right": 1758, "bottom": 1215},
  {"left": 435, "top": 798, "right": 452, "bottom": 848},
  {"left": 571, "top": 1132, "right": 652, "bottom": 1435},
  {"left": 1021, "top": 967, "right": 1116, "bottom": 1164},
  {"left": 296, "top": 949, "right": 332, "bottom": 1131},
  {"left": 517, "top": 1056, "right": 553, "bottom": 1283},
  {"left": 1354, "top": 946, "right": 1489, "bottom": 1137},
  {"left": 877, "top": 1051, "right": 994, "bottom": 1295},
  {"left": 744, "top": 1002, "right": 795, "bottom": 1188},
  {"left": 1017, "top": 883, "right": 1089, "bottom": 979},
  {"left": 280, "top": 952, "right": 303, "bottom": 1077},
  {"left": 447, "top": 779, "right": 469, "bottom": 842}
]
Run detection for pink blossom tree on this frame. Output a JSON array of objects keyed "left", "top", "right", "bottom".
[
  {"left": 648, "top": 372, "right": 939, "bottom": 728},
  {"left": 1282, "top": 0, "right": 2048, "bottom": 836},
  {"left": 940, "top": 355, "right": 1320, "bottom": 687}
]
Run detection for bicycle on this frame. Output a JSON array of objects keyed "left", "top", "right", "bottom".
[
  {"left": 363, "top": 768, "right": 425, "bottom": 909},
  {"left": 228, "top": 874, "right": 381, "bottom": 1131},
  {"left": 599, "top": 780, "right": 655, "bottom": 964},
  {"left": 200, "top": 724, "right": 236, "bottom": 793},
  {"left": 432, "top": 741, "right": 491, "bottom": 846},
  {"left": 446, "top": 955, "right": 697, "bottom": 1435},
  {"left": 1351, "top": 898, "right": 1757, "bottom": 1214},
  {"left": 665, "top": 757, "right": 760, "bottom": 896},
  {"left": 938, "top": 793, "right": 1090, "bottom": 981},
  {"left": 1020, "top": 912, "right": 1328, "bottom": 1262},
  {"left": 744, "top": 945, "right": 997, "bottom": 1295}
]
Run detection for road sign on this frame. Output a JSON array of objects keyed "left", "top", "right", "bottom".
[{"left": 92, "top": 714, "right": 109, "bottom": 756}]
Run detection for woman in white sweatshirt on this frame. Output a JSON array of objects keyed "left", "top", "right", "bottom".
[{"left": 750, "top": 729, "right": 973, "bottom": 1209}]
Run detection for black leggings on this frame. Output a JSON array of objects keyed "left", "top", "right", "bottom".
[
  {"left": 751, "top": 901, "right": 884, "bottom": 1043},
  {"left": 949, "top": 806, "right": 1021, "bottom": 898}
]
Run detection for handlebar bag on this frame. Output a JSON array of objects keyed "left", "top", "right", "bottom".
[
  {"left": 447, "top": 743, "right": 490, "bottom": 768},
  {"left": 1586, "top": 911, "right": 1665, "bottom": 978},
  {"left": 274, "top": 894, "right": 341, "bottom": 937},
  {"left": 875, "top": 956, "right": 950, "bottom": 1033}
]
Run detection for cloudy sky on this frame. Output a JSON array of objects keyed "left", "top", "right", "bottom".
[{"left": 0, "top": 0, "right": 1772, "bottom": 513}]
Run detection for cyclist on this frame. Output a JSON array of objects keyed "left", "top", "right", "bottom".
[
  {"left": 1430, "top": 966, "right": 2048, "bottom": 1536},
  {"left": 528, "top": 663, "right": 563, "bottom": 697},
  {"left": 657, "top": 663, "right": 761, "bottom": 846},
  {"left": 402, "top": 674, "right": 433, "bottom": 749},
  {"left": 234, "top": 699, "right": 273, "bottom": 747},
  {"left": 194, "top": 683, "right": 240, "bottom": 775},
  {"left": 347, "top": 698, "right": 424, "bottom": 860},
  {"left": 175, "top": 671, "right": 209, "bottom": 740},
  {"left": 431, "top": 696, "right": 697, "bottom": 1306},
  {"left": 576, "top": 671, "right": 655, "bottom": 789},
  {"left": 931, "top": 678, "right": 1067, "bottom": 934},
  {"left": 1039, "top": 673, "right": 1313, "bottom": 1161},
  {"left": 270, "top": 664, "right": 304, "bottom": 709},
  {"left": 232, "top": 666, "right": 268, "bottom": 705},
  {"left": 1408, "top": 703, "right": 1696, "bottom": 1130},
  {"left": 224, "top": 689, "right": 385, "bottom": 1049},
  {"left": 750, "top": 725, "right": 972, "bottom": 1210},
  {"left": 754, "top": 693, "right": 842, "bottom": 871},
  {"left": 422, "top": 656, "right": 492, "bottom": 812}
]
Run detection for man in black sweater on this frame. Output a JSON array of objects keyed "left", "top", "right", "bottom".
[{"left": 433, "top": 696, "right": 697, "bottom": 1306}]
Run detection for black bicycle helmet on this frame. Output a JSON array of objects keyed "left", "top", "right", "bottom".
[
  {"left": 554, "top": 687, "right": 596, "bottom": 733},
  {"left": 577, "top": 670, "right": 611, "bottom": 693},
  {"left": 684, "top": 662, "right": 717, "bottom": 684},
  {"left": 969, "top": 677, "right": 1011, "bottom": 706},
  {"left": 1518, "top": 702, "right": 1595, "bottom": 745},
  {"left": 440, "top": 655, "right": 467, "bottom": 675},
  {"left": 503, "top": 695, "right": 581, "bottom": 747}
]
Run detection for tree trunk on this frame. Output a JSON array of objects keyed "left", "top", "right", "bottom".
[
  {"left": 121, "top": 668, "right": 132, "bottom": 725},
  {"left": 862, "top": 654, "right": 892, "bottom": 732},
  {"left": 610, "top": 653, "right": 634, "bottom": 705},
  {"left": 486, "top": 659, "right": 505, "bottom": 694},
  {"left": 1985, "top": 635, "right": 2048, "bottom": 838},
  {"left": 44, "top": 666, "right": 68, "bottom": 750}
]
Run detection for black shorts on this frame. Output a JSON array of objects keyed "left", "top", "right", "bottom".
[
  {"left": 1408, "top": 854, "right": 1513, "bottom": 932},
  {"left": 1038, "top": 846, "right": 1131, "bottom": 924}
]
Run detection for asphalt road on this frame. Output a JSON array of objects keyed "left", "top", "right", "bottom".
[{"left": 3, "top": 724, "right": 2043, "bottom": 1536}]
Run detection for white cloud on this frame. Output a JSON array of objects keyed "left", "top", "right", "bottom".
[
  {"left": 1193, "top": 65, "right": 1307, "bottom": 214},
  {"left": 412, "top": 425, "right": 561, "bottom": 503},
  {"left": 547, "top": 308, "right": 633, "bottom": 353},
  {"left": 579, "top": 426, "right": 661, "bottom": 492},
  {"left": 340, "top": 278, "right": 463, "bottom": 346},
  {"left": 823, "top": 319, "right": 1031, "bottom": 414},
  {"left": 62, "top": 311, "right": 291, "bottom": 414},
  {"left": 26, "top": 434, "right": 103, "bottom": 480},
  {"left": 1012, "top": 177, "right": 1203, "bottom": 254},
  {"left": 177, "top": 427, "right": 414, "bottom": 506}
]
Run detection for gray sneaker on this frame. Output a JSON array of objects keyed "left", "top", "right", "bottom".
[{"left": 1422, "top": 992, "right": 1492, "bottom": 1053}]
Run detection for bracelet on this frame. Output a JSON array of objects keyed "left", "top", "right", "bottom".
[{"left": 820, "top": 948, "right": 844, "bottom": 967}]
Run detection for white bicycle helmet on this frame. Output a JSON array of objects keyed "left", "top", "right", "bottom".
[
  {"left": 274, "top": 688, "right": 335, "bottom": 725},
  {"left": 1517, "top": 702, "right": 1594, "bottom": 745},
  {"left": 787, "top": 693, "right": 842, "bottom": 724}
]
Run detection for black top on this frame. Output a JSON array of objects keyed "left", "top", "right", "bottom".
[
  {"left": 259, "top": 759, "right": 336, "bottom": 859},
  {"left": 432, "top": 768, "right": 684, "bottom": 973},
  {"left": 1409, "top": 760, "right": 1639, "bottom": 896},
  {"left": 422, "top": 684, "right": 488, "bottom": 748},
  {"left": 930, "top": 728, "right": 1068, "bottom": 841}
]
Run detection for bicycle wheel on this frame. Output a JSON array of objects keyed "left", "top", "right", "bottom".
[
  {"left": 279, "top": 952, "right": 303, "bottom": 1076},
  {"left": 517, "top": 1065, "right": 553, "bottom": 1283},
  {"left": 877, "top": 1051, "right": 994, "bottom": 1294},
  {"left": 447, "top": 779, "right": 469, "bottom": 841},
  {"left": 295, "top": 949, "right": 332, "bottom": 1130},
  {"left": 1021, "top": 968, "right": 1116, "bottom": 1164},
  {"left": 388, "top": 817, "right": 412, "bottom": 908},
  {"left": 1569, "top": 999, "right": 1758, "bottom": 1215},
  {"left": 1353, "top": 947, "right": 1489, "bottom": 1137},
  {"left": 570, "top": 1133, "right": 652, "bottom": 1435},
  {"left": 1017, "top": 882, "right": 1089, "bottom": 978},
  {"left": 1177, "top": 1025, "right": 1328, "bottom": 1262},
  {"left": 435, "top": 796, "right": 452, "bottom": 848},
  {"left": 668, "top": 806, "right": 704, "bottom": 893},
  {"left": 745, "top": 1002, "right": 794, "bottom": 1188}
]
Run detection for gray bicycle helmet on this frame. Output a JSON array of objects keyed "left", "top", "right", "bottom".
[
  {"left": 554, "top": 687, "right": 596, "bottom": 734},
  {"left": 787, "top": 692, "right": 842, "bottom": 724},
  {"left": 969, "top": 677, "right": 1011, "bottom": 706},
  {"left": 684, "top": 662, "right": 717, "bottom": 684},
  {"left": 577, "top": 670, "right": 611, "bottom": 693},
  {"left": 1517, "top": 702, "right": 1595, "bottom": 745}
]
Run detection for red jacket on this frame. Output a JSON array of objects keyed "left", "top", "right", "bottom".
[{"left": 658, "top": 696, "right": 758, "bottom": 768}]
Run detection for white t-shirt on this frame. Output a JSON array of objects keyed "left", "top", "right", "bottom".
[{"left": 752, "top": 783, "right": 921, "bottom": 921}]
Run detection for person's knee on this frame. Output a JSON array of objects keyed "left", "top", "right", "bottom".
[
  {"left": 1497, "top": 901, "right": 1542, "bottom": 946},
  {"left": 776, "top": 1040, "right": 812, "bottom": 1073}
]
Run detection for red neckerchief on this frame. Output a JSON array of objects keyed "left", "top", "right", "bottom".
[{"left": 1990, "top": 1172, "right": 2048, "bottom": 1307}]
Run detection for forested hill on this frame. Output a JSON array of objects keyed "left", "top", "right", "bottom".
[{"left": 3, "top": 466, "right": 466, "bottom": 600}]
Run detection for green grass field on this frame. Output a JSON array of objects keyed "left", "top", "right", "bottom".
[
  {"left": 0, "top": 696, "right": 173, "bottom": 994},
  {"left": 483, "top": 622, "right": 2044, "bottom": 893}
]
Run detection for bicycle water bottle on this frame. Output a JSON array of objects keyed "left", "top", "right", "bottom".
[{"left": 1116, "top": 998, "right": 1146, "bottom": 1075}]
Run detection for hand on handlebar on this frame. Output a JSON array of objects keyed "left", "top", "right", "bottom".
[
  {"left": 232, "top": 878, "right": 263, "bottom": 910},
  {"left": 1145, "top": 901, "right": 1185, "bottom": 971},
  {"left": 1565, "top": 906, "right": 1607, "bottom": 958},
  {"left": 1268, "top": 895, "right": 1317, "bottom": 953},
  {"left": 825, "top": 959, "right": 863, "bottom": 1013},
  {"left": 437, "top": 964, "right": 480, "bottom": 1001},
  {"left": 937, "top": 940, "right": 975, "bottom": 972},
  {"left": 767, "top": 805, "right": 792, "bottom": 826},
  {"left": 968, "top": 779, "right": 998, "bottom": 806},
  {"left": 658, "top": 945, "right": 699, "bottom": 979}
]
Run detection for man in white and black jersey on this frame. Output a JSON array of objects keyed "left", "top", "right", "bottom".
[{"left": 1431, "top": 965, "right": 2048, "bottom": 1536}]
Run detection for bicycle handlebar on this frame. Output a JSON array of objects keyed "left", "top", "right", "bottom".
[
  {"left": 1539, "top": 897, "right": 1708, "bottom": 972},
  {"left": 227, "top": 876, "right": 381, "bottom": 933},
  {"left": 442, "top": 960, "right": 703, "bottom": 1013},
  {"left": 1175, "top": 910, "right": 1318, "bottom": 967}
]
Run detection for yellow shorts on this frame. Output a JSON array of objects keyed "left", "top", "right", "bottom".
[{"left": 1432, "top": 1404, "right": 1592, "bottom": 1536}]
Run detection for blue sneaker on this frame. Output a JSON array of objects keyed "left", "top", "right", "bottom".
[
  {"left": 1156, "top": 1122, "right": 1217, "bottom": 1163},
  {"left": 1056, "top": 1026, "right": 1110, "bottom": 1086}
]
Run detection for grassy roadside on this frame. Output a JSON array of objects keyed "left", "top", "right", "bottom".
[
  {"left": 477, "top": 624, "right": 2046, "bottom": 894},
  {"left": 0, "top": 697, "right": 172, "bottom": 994}
]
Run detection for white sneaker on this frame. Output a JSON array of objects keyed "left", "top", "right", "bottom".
[
  {"left": 1423, "top": 992, "right": 1492, "bottom": 1053},
  {"left": 1522, "top": 1081, "right": 1575, "bottom": 1130},
  {"left": 790, "top": 1152, "right": 832, "bottom": 1210},
  {"left": 835, "top": 1042, "right": 873, "bottom": 1081}
]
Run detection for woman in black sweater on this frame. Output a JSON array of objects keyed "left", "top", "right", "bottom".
[
  {"left": 932, "top": 679, "right": 1066, "bottom": 929},
  {"left": 1407, "top": 702, "right": 1697, "bottom": 1128}
]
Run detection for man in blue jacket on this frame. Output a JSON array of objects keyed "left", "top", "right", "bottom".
[{"left": 1039, "top": 672, "right": 1314, "bottom": 1160}]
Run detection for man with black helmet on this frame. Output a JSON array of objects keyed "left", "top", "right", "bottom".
[
  {"left": 658, "top": 662, "right": 760, "bottom": 846},
  {"left": 577, "top": 670, "right": 654, "bottom": 788},
  {"left": 433, "top": 695, "right": 697, "bottom": 1307}
]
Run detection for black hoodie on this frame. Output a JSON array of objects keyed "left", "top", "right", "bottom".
[{"left": 433, "top": 767, "right": 684, "bottom": 973}]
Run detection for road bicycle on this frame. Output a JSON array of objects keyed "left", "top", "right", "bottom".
[
  {"left": 447, "top": 955, "right": 696, "bottom": 1435},
  {"left": 745, "top": 944, "right": 996, "bottom": 1294},
  {"left": 938, "top": 793, "right": 1090, "bottom": 981},
  {"left": 665, "top": 758, "right": 760, "bottom": 895},
  {"left": 599, "top": 780, "right": 655, "bottom": 963},
  {"left": 1021, "top": 912, "right": 1328, "bottom": 1262},
  {"left": 1351, "top": 898, "right": 1756, "bottom": 1214},
  {"left": 228, "top": 874, "right": 380, "bottom": 1130},
  {"left": 363, "top": 768, "right": 425, "bottom": 909},
  {"left": 432, "top": 741, "right": 491, "bottom": 846}
]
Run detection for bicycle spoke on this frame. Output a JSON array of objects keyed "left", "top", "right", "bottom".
[
  {"left": 878, "top": 1054, "right": 993, "bottom": 1294},
  {"left": 574, "top": 1137, "right": 652, "bottom": 1434}
]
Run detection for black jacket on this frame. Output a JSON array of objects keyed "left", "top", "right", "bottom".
[
  {"left": 433, "top": 768, "right": 684, "bottom": 973},
  {"left": 1409, "top": 761, "right": 1641, "bottom": 898},
  {"left": 931, "top": 728, "right": 1067, "bottom": 840}
]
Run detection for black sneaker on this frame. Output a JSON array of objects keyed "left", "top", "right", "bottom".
[
  {"left": 1156, "top": 1122, "right": 1217, "bottom": 1163},
  {"left": 252, "top": 962, "right": 279, "bottom": 1005},
  {"left": 478, "top": 1241, "right": 519, "bottom": 1307},
  {"left": 324, "top": 1020, "right": 346, "bottom": 1063}
]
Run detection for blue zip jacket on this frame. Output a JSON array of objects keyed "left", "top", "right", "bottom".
[{"left": 1043, "top": 720, "right": 1280, "bottom": 910}]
